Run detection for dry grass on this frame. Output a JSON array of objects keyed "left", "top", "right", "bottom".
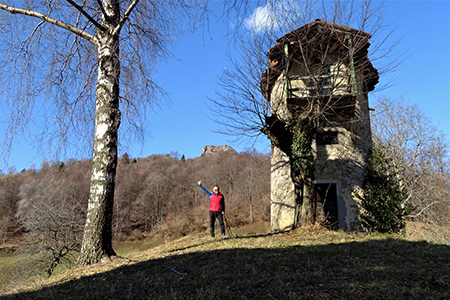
[
  {"left": 405, "top": 221, "right": 450, "bottom": 245},
  {"left": 1, "top": 223, "right": 450, "bottom": 299}
]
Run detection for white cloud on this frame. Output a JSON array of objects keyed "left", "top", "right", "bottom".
[{"left": 244, "top": 3, "right": 280, "bottom": 33}]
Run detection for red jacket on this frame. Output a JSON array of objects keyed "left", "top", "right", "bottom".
[
  {"left": 210, "top": 192, "right": 224, "bottom": 212},
  {"left": 200, "top": 184, "right": 225, "bottom": 212}
]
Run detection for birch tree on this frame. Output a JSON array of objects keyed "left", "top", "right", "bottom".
[{"left": 0, "top": 0, "right": 207, "bottom": 266}]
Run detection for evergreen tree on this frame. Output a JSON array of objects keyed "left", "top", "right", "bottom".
[{"left": 355, "top": 149, "right": 415, "bottom": 233}]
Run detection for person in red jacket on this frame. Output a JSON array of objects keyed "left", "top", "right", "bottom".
[{"left": 198, "top": 180, "right": 225, "bottom": 237}]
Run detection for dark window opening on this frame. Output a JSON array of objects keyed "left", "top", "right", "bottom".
[
  {"left": 315, "top": 183, "right": 338, "bottom": 229},
  {"left": 316, "top": 132, "right": 339, "bottom": 145}
]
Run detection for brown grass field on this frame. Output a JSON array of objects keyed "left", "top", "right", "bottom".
[{"left": 1, "top": 222, "right": 449, "bottom": 300}]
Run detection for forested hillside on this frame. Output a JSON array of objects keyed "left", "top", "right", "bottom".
[{"left": 0, "top": 150, "right": 270, "bottom": 246}]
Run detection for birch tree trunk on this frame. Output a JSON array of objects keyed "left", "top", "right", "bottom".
[
  {"left": 77, "top": 1, "right": 121, "bottom": 266},
  {"left": 1, "top": 0, "right": 211, "bottom": 267}
]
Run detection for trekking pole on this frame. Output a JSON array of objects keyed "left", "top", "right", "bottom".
[{"left": 223, "top": 214, "right": 234, "bottom": 238}]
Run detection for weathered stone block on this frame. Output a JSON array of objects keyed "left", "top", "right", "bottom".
[{"left": 271, "top": 146, "right": 297, "bottom": 232}]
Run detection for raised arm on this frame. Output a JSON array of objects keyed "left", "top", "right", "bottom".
[{"left": 198, "top": 181, "right": 212, "bottom": 198}]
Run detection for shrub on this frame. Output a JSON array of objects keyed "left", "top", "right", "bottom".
[{"left": 355, "top": 149, "right": 415, "bottom": 233}]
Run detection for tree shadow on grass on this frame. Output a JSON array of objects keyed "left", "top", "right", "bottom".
[{"left": 3, "top": 239, "right": 450, "bottom": 300}]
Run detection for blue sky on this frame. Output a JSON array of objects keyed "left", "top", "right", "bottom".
[
  {"left": 2, "top": 0, "right": 449, "bottom": 172},
  {"left": 138, "top": 0, "right": 450, "bottom": 160}
]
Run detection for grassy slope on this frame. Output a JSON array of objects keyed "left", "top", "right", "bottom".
[{"left": 1, "top": 227, "right": 450, "bottom": 300}]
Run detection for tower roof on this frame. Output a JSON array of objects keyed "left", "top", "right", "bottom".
[
  {"left": 268, "top": 19, "right": 373, "bottom": 61},
  {"left": 276, "top": 19, "right": 372, "bottom": 44},
  {"left": 261, "top": 20, "right": 379, "bottom": 99}
]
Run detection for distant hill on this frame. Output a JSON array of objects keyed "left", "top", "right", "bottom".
[{"left": 0, "top": 150, "right": 271, "bottom": 247}]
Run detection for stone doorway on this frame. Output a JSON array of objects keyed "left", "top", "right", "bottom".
[{"left": 315, "top": 183, "right": 338, "bottom": 229}]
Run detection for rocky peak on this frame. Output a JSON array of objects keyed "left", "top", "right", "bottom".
[{"left": 201, "top": 145, "right": 237, "bottom": 157}]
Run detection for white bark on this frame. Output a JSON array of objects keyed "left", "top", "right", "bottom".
[
  {"left": 77, "top": 0, "right": 122, "bottom": 266},
  {"left": 0, "top": 0, "right": 136, "bottom": 265}
]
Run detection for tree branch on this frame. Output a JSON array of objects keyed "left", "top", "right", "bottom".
[
  {"left": 95, "top": 0, "right": 107, "bottom": 18},
  {"left": 0, "top": 3, "right": 97, "bottom": 46},
  {"left": 112, "top": 0, "right": 140, "bottom": 37},
  {"left": 66, "top": 0, "right": 106, "bottom": 32},
  {"left": 408, "top": 201, "right": 440, "bottom": 218}
]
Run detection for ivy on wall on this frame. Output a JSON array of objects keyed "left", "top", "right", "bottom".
[{"left": 286, "top": 120, "right": 314, "bottom": 178}]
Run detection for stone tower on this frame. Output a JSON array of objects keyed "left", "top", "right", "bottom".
[{"left": 261, "top": 20, "right": 379, "bottom": 232}]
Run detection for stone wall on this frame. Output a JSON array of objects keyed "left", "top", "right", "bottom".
[
  {"left": 313, "top": 124, "right": 368, "bottom": 231},
  {"left": 264, "top": 23, "right": 377, "bottom": 233},
  {"left": 270, "top": 146, "right": 297, "bottom": 232},
  {"left": 269, "top": 75, "right": 372, "bottom": 232}
]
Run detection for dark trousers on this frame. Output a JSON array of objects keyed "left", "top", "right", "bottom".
[{"left": 209, "top": 211, "right": 225, "bottom": 237}]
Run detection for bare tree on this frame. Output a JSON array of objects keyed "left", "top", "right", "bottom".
[
  {"left": 113, "top": 159, "right": 145, "bottom": 238},
  {"left": 0, "top": 173, "right": 23, "bottom": 244},
  {"left": 17, "top": 179, "right": 85, "bottom": 277},
  {"left": 239, "top": 152, "right": 270, "bottom": 223},
  {"left": 210, "top": 33, "right": 273, "bottom": 143},
  {"left": 371, "top": 97, "right": 450, "bottom": 227},
  {"left": 138, "top": 173, "right": 172, "bottom": 233},
  {"left": 372, "top": 97, "right": 449, "bottom": 179},
  {"left": 0, "top": 0, "right": 208, "bottom": 265},
  {"left": 211, "top": 0, "right": 399, "bottom": 143}
]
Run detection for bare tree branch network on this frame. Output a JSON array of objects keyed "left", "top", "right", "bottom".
[
  {"left": 211, "top": 0, "right": 401, "bottom": 145},
  {"left": 371, "top": 97, "right": 450, "bottom": 227},
  {"left": 0, "top": 0, "right": 209, "bottom": 266}
]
